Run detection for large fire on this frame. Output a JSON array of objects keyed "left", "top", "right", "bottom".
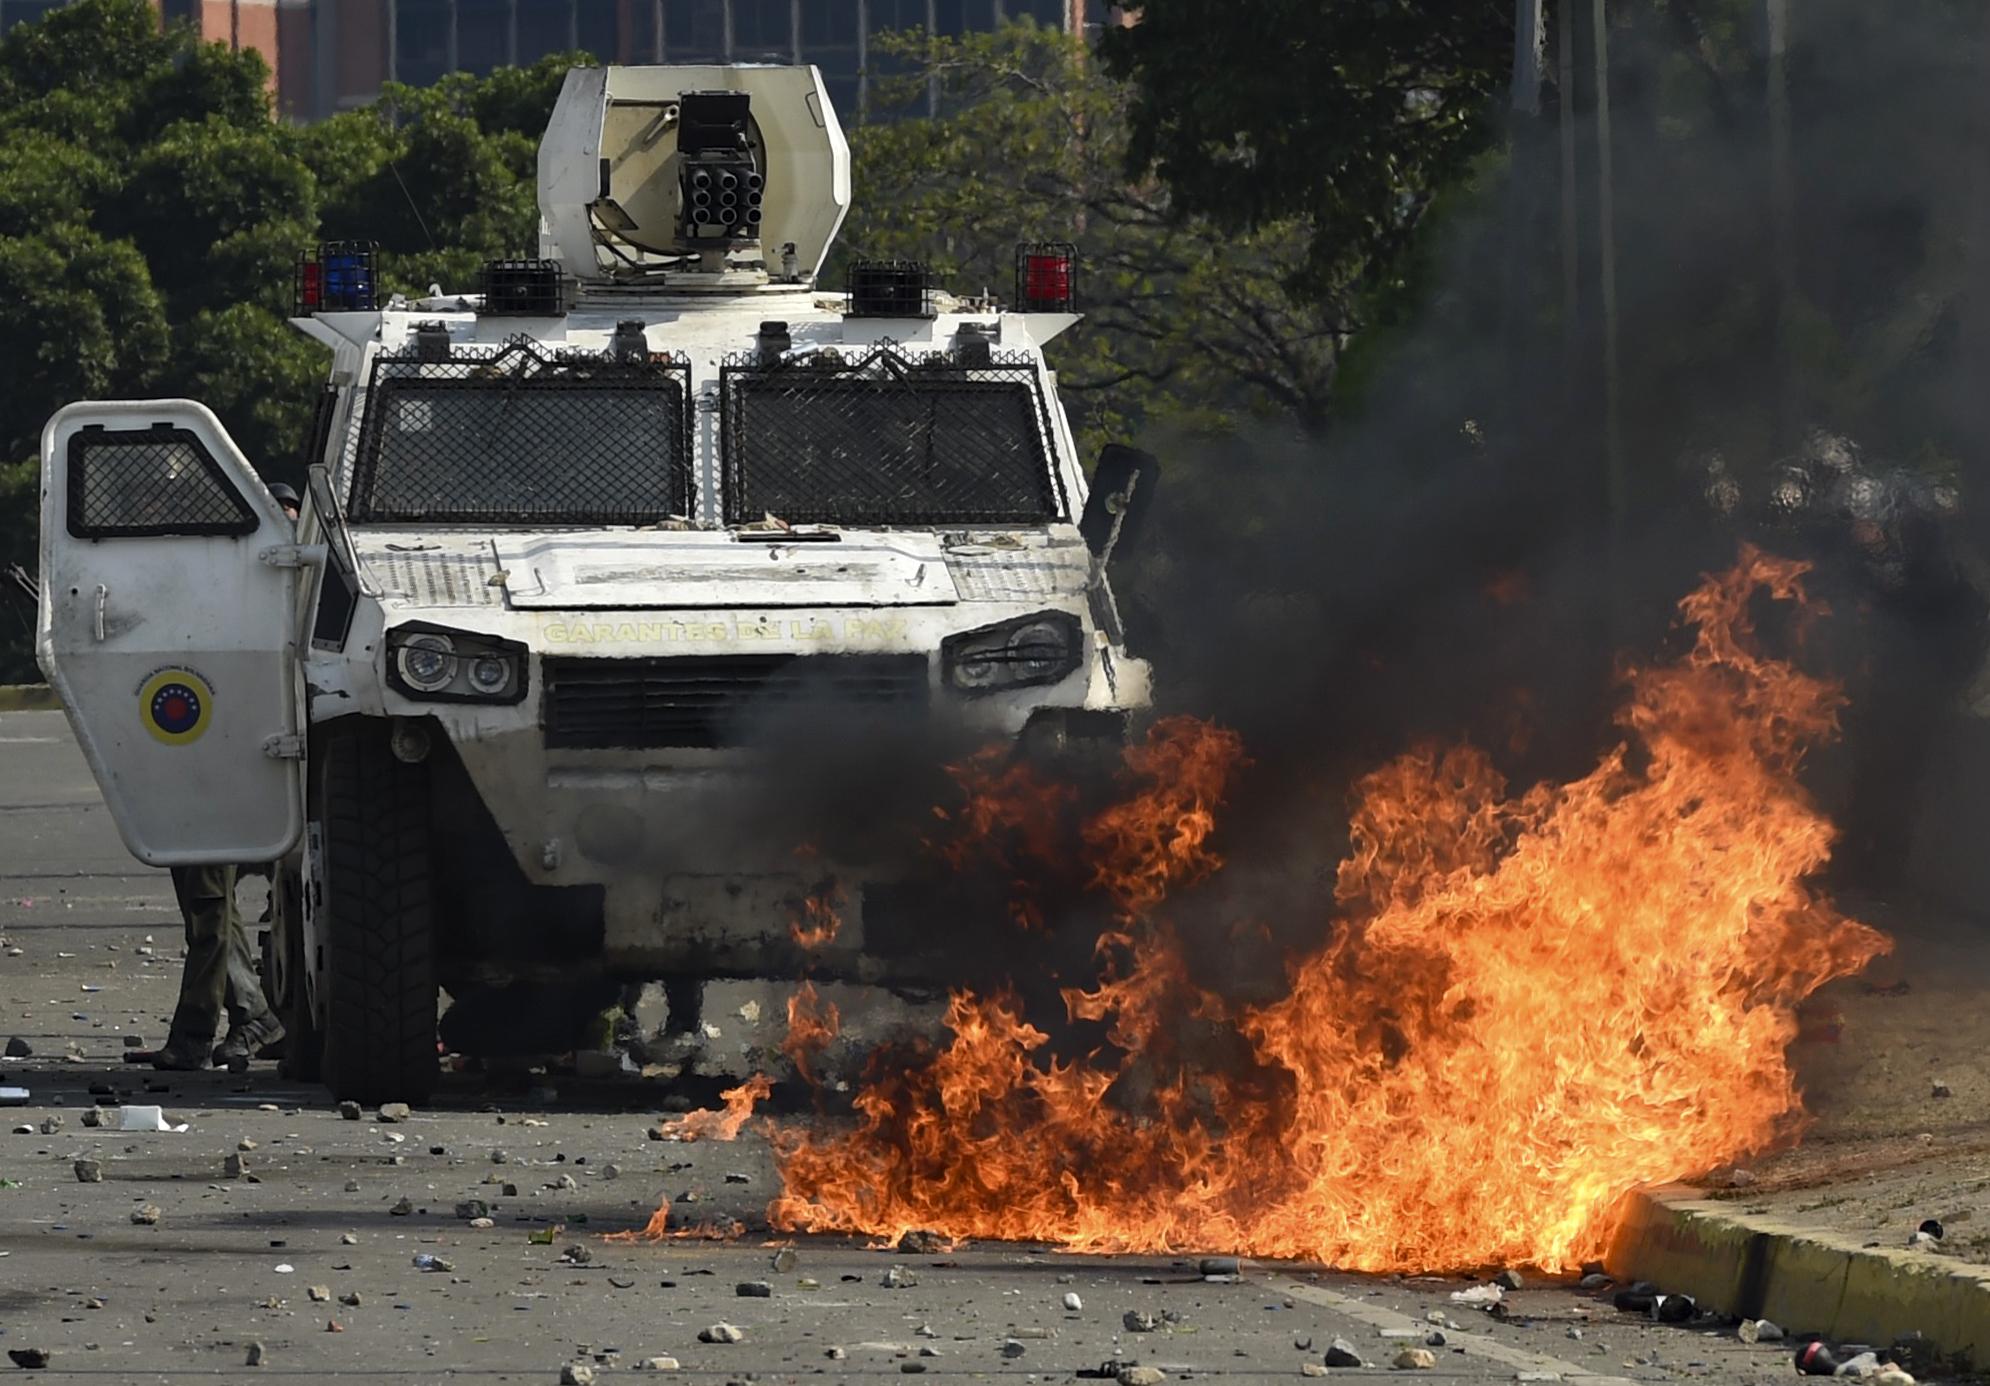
[{"left": 748, "top": 550, "right": 1888, "bottom": 1271}]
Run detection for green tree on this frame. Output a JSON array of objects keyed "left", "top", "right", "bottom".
[
  {"left": 843, "top": 26, "right": 1346, "bottom": 448},
  {"left": 1098, "top": 0, "right": 1513, "bottom": 294}
]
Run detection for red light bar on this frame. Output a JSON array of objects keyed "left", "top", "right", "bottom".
[{"left": 1015, "top": 241, "right": 1078, "bottom": 312}]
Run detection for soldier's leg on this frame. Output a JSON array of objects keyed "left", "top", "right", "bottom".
[
  {"left": 160, "top": 864, "right": 235, "bottom": 1065},
  {"left": 215, "top": 869, "right": 285, "bottom": 1068}
]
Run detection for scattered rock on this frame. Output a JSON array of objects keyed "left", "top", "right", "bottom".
[
  {"left": 388, "top": 1197, "right": 413, "bottom": 1216},
  {"left": 412, "top": 1253, "right": 453, "bottom": 1272},
  {"left": 1738, "top": 1318, "right": 1784, "bottom": 1344},
  {"left": 1001, "top": 1340, "right": 1027, "bottom": 1358},
  {"left": 79, "top": 1108, "right": 101, "bottom": 1128},
  {"left": 307, "top": 1285, "right": 331, "bottom": 1303},
  {"left": 245, "top": 1341, "right": 266, "bottom": 1367},
  {"left": 456, "top": 1200, "right": 489, "bottom": 1220},
  {"left": 724, "top": 1170, "right": 751, "bottom": 1184},
  {"left": 469, "top": 1216, "right": 494, "bottom": 1229},
  {"left": 736, "top": 1280, "right": 772, "bottom": 1298},
  {"left": 73, "top": 1158, "right": 101, "bottom": 1183},
  {"left": 600, "top": 1163, "right": 620, "bottom": 1180},
  {"left": 3, "top": 1037, "right": 29, "bottom": 1058},
  {"left": 635, "top": 1357, "right": 679, "bottom": 1371},
  {"left": 223, "top": 1154, "right": 248, "bottom": 1179},
  {"left": 897, "top": 1228, "right": 945, "bottom": 1254},
  {"left": 825, "top": 1346, "right": 847, "bottom": 1360},
  {"left": 771, "top": 1246, "right": 799, "bottom": 1273},
  {"left": 697, "top": 1323, "right": 744, "bottom": 1344},
  {"left": 38, "top": 1115, "right": 61, "bottom": 1135},
  {"left": 1301, "top": 1367, "right": 1329, "bottom": 1379},
  {"left": 559, "top": 1363, "right": 596, "bottom": 1385},
  {"left": 377, "top": 1102, "right": 411, "bottom": 1123},
  {"left": 1122, "top": 1310, "right": 1158, "bottom": 1332},
  {"left": 1908, "top": 1229, "right": 1941, "bottom": 1252},
  {"left": 1118, "top": 1368, "right": 1165, "bottom": 1386},
  {"left": 130, "top": 1203, "right": 160, "bottom": 1226},
  {"left": 1062, "top": 1291, "right": 1083, "bottom": 1312},
  {"left": 548, "top": 1174, "right": 577, "bottom": 1192},
  {"left": 338, "top": 1292, "right": 362, "bottom": 1307},
  {"left": 337, "top": 1101, "right": 361, "bottom": 1120},
  {"left": 1932, "top": 1081, "right": 1952, "bottom": 1100},
  {"left": 1324, "top": 1338, "right": 1364, "bottom": 1368},
  {"left": 1393, "top": 1347, "right": 1437, "bottom": 1370},
  {"left": 1578, "top": 1272, "right": 1611, "bottom": 1290},
  {"left": 558, "top": 1245, "right": 591, "bottom": 1266},
  {"left": 344, "top": 1180, "right": 360, "bottom": 1193},
  {"left": 1493, "top": 1268, "right": 1525, "bottom": 1290},
  {"left": 881, "top": 1265, "right": 916, "bottom": 1289},
  {"left": 5, "top": 1349, "right": 49, "bottom": 1370},
  {"left": 339, "top": 1233, "right": 358, "bottom": 1245}
]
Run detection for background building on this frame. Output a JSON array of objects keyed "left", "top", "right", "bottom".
[{"left": 0, "top": 0, "right": 1125, "bottom": 121}]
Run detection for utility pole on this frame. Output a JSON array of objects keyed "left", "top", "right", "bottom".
[
  {"left": 1592, "top": 0, "right": 1624, "bottom": 534},
  {"left": 1766, "top": 0, "right": 1797, "bottom": 445},
  {"left": 1556, "top": 0, "right": 1580, "bottom": 407},
  {"left": 1500, "top": 0, "right": 1544, "bottom": 442}
]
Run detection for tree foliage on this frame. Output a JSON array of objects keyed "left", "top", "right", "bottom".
[
  {"left": 843, "top": 26, "right": 1345, "bottom": 449},
  {"left": 1098, "top": 0, "right": 1513, "bottom": 294},
  {"left": 0, "top": 2, "right": 583, "bottom": 678}
]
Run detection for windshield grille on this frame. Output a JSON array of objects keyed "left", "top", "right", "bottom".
[
  {"left": 719, "top": 346, "right": 1064, "bottom": 526},
  {"left": 349, "top": 338, "right": 692, "bottom": 525}
]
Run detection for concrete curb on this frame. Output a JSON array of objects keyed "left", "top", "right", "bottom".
[
  {"left": 1607, "top": 1184, "right": 1990, "bottom": 1368},
  {"left": 0, "top": 684, "right": 54, "bottom": 711}
]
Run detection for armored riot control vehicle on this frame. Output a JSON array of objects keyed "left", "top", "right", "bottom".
[{"left": 36, "top": 65, "right": 1156, "bottom": 1103}]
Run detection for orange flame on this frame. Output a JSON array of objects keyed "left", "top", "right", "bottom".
[
  {"left": 782, "top": 981, "right": 842, "bottom": 1092},
  {"left": 650, "top": 1073, "right": 772, "bottom": 1144},
  {"left": 767, "top": 549, "right": 1888, "bottom": 1270},
  {"left": 790, "top": 887, "right": 844, "bottom": 950},
  {"left": 928, "top": 745, "right": 1080, "bottom": 929}
]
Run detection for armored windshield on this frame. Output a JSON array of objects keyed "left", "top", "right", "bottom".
[
  {"left": 348, "top": 340, "right": 693, "bottom": 525},
  {"left": 719, "top": 346, "right": 1065, "bottom": 526}
]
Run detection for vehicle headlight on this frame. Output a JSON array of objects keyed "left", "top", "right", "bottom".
[
  {"left": 467, "top": 654, "right": 513, "bottom": 696},
  {"left": 386, "top": 624, "right": 528, "bottom": 705},
  {"left": 942, "top": 611, "right": 1083, "bottom": 696},
  {"left": 396, "top": 633, "right": 455, "bottom": 693}
]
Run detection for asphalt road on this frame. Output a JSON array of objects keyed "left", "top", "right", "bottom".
[{"left": 0, "top": 707, "right": 1838, "bottom": 1383}]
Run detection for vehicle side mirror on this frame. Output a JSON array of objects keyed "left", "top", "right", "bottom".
[{"left": 1079, "top": 444, "right": 1159, "bottom": 560}]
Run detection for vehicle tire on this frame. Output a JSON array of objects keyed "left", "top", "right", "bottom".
[
  {"left": 268, "top": 866, "right": 323, "bottom": 1083},
  {"left": 317, "top": 723, "right": 437, "bottom": 1104}
]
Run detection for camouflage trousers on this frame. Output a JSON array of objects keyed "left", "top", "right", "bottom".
[{"left": 166, "top": 865, "right": 274, "bottom": 1047}]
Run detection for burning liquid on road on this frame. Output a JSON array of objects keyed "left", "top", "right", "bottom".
[{"left": 654, "top": 550, "right": 1889, "bottom": 1270}]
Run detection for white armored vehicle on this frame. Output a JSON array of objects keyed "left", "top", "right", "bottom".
[{"left": 36, "top": 65, "right": 1156, "bottom": 1102}]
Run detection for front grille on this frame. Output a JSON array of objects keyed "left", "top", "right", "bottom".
[{"left": 543, "top": 654, "right": 931, "bottom": 750}]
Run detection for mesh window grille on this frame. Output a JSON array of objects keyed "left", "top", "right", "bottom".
[
  {"left": 718, "top": 345, "right": 1065, "bottom": 526},
  {"left": 349, "top": 337, "right": 694, "bottom": 526},
  {"left": 66, "top": 428, "right": 258, "bottom": 539}
]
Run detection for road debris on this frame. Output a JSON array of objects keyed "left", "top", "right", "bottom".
[
  {"left": 1122, "top": 1309, "right": 1158, "bottom": 1332},
  {"left": 1449, "top": 1283, "right": 1503, "bottom": 1308},
  {"left": 1323, "top": 1337, "right": 1364, "bottom": 1367}
]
